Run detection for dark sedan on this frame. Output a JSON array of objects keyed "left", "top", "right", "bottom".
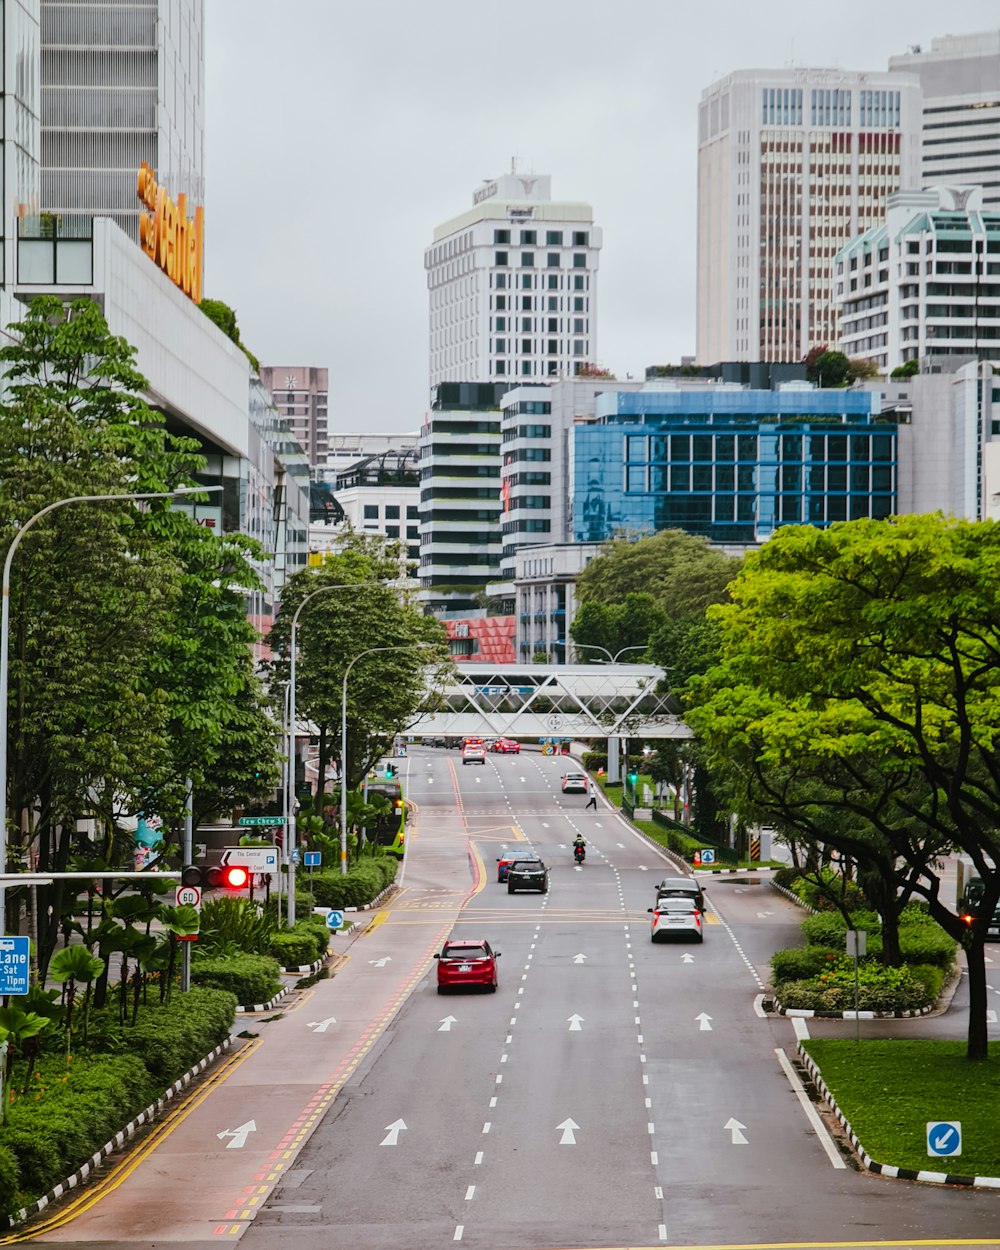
[{"left": 507, "top": 859, "right": 549, "bottom": 894}]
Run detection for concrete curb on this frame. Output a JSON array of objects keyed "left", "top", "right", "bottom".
[
  {"left": 7, "top": 1037, "right": 234, "bottom": 1227},
  {"left": 345, "top": 882, "right": 399, "bottom": 912},
  {"left": 235, "top": 985, "right": 291, "bottom": 1015},
  {"left": 775, "top": 997, "right": 934, "bottom": 1019},
  {"left": 279, "top": 954, "right": 327, "bottom": 975},
  {"left": 797, "top": 1043, "right": 1000, "bottom": 1189}
]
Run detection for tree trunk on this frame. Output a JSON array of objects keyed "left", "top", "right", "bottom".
[{"left": 965, "top": 937, "right": 990, "bottom": 1061}]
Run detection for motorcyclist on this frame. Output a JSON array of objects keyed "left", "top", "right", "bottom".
[{"left": 573, "top": 834, "right": 586, "bottom": 861}]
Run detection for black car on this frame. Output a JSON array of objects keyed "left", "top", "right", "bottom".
[
  {"left": 655, "top": 876, "right": 705, "bottom": 911},
  {"left": 507, "top": 859, "right": 549, "bottom": 894},
  {"left": 421, "top": 735, "right": 447, "bottom": 747}
]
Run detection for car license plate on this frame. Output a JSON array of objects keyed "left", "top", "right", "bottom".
[{"left": 458, "top": 963, "right": 472, "bottom": 971}]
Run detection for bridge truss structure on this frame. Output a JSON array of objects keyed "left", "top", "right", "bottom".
[{"left": 410, "top": 663, "right": 689, "bottom": 743}]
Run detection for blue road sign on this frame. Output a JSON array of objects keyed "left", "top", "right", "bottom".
[
  {"left": 700, "top": 849, "right": 716, "bottom": 865},
  {"left": 927, "top": 1121, "right": 961, "bottom": 1157},
  {"left": 0, "top": 936, "right": 30, "bottom": 996},
  {"left": 303, "top": 851, "right": 322, "bottom": 868},
  {"left": 325, "top": 909, "right": 345, "bottom": 930}
]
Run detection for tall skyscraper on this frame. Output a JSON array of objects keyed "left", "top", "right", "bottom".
[
  {"left": 889, "top": 31, "right": 1000, "bottom": 210},
  {"left": 39, "top": 0, "right": 204, "bottom": 240},
  {"left": 260, "top": 365, "right": 329, "bottom": 469},
  {"left": 425, "top": 170, "right": 602, "bottom": 393},
  {"left": 697, "top": 68, "right": 922, "bottom": 364}
]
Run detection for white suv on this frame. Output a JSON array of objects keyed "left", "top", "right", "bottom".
[
  {"left": 561, "top": 772, "right": 587, "bottom": 794},
  {"left": 462, "top": 744, "right": 486, "bottom": 765}
]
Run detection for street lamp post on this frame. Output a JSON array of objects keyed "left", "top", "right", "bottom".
[
  {"left": 340, "top": 643, "right": 437, "bottom": 877},
  {"left": 285, "top": 582, "right": 378, "bottom": 924},
  {"left": 574, "top": 644, "right": 648, "bottom": 786},
  {"left": 0, "top": 486, "right": 221, "bottom": 935},
  {"left": 574, "top": 643, "right": 649, "bottom": 664}
]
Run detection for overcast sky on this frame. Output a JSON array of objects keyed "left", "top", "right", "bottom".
[{"left": 204, "top": 1, "right": 999, "bottom": 434}]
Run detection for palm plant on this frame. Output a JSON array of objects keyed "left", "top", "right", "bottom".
[{"left": 48, "top": 945, "right": 105, "bottom": 1059}]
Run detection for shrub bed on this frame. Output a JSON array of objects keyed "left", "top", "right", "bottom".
[
  {"left": 0, "top": 985, "right": 237, "bottom": 1219},
  {"left": 270, "top": 928, "right": 325, "bottom": 967},
  {"left": 190, "top": 953, "right": 282, "bottom": 1006},
  {"left": 309, "top": 858, "right": 397, "bottom": 909},
  {"left": 771, "top": 885, "right": 957, "bottom": 1011}
]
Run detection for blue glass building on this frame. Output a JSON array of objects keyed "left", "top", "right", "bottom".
[{"left": 573, "top": 386, "right": 895, "bottom": 546}]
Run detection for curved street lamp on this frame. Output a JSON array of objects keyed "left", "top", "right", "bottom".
[
  {"left": 285, "top": 581, "right": 379, "bottom": 924},
  {"left": 0, "top": 485, "right": 221, "bottom": 934},
  {"left": 339, "top": 642, "right": 438, "bottom": 877},
  {"left": 574, "top": 643, "right": 649, "bottom": 664}
]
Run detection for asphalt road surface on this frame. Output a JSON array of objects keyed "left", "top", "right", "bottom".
[{"left": 15, "top": 747, "right": 1000, "bottom": 1250}]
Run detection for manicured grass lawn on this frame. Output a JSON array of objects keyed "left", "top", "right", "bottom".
[{"left": 803, "top": 1039, "right": 1000, "bottom": 1176}]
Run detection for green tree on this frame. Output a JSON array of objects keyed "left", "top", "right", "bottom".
[
  {"left": 891, "top": 359, "right": 920, "bottom": 380},
  {"left": 804, "top": 349, "right": 850, "bottom": 387},
  {"left": 0, "top": 298, "right": 203, "bottom": 942},
  {"left": 570, "top": 593, "right": 666, "bottom": 661},
  {"left": 265, "top": 546, "right": 448, "bottom": 816},
  {"left": 575, "top": 530, "right": 739, "bottom": 618},
  {"left": 686, "top": 514, "right": 1000, "bottom": 1060}
]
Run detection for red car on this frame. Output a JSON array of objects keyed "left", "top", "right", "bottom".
[
  {"left": 434, "top": 939, "right": 500, "bottom": 993},
  {"left": 496, "top": 847, "right": 535, "bottom": 882},
  {"left": 493, "top": 737, "right": 520, "bottom": 753}
]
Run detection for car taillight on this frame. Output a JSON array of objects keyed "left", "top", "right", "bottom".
[
  {"left": 693, "top": 909, "right": 701, "bottom": 917},
  {"left": 962, "top": 912, "right": 976, "bottom": 926}
]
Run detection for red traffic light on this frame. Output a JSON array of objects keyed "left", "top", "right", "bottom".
[{"left": 220, "top": 865, "right": 250, "bottom": 890}]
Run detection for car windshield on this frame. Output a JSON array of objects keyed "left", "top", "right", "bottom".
[
  {"left": 502, "top": 850, "right": 532, "bottom": 860},
  {"left": 658, "top": 898, "right": 697, "bottom": 912},
  {"left": 515, "top": 861, "right": 544, "bottom": 870},
  {"left": 444, "top": 945, "right": 488, "bottom": 959}
]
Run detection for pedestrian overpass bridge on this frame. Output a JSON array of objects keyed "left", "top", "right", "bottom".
[{"left": 410, "top": 663, "right": 690, "bottom": 743}]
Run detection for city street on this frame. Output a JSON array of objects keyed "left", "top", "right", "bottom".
[{"left": 16, "top": 747, "right": 1000, "bottom": 1250}]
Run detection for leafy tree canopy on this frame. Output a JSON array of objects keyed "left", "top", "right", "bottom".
[
  {"left": 686, "top": 514, "right": 1000, "bottom": 1059},
  {"left": 199, "top": 298, "right": 260, "bottom": 373}
]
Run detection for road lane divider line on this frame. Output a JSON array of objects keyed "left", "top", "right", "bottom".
[{"left": 774, "top": 1046, "right": 846, "bottom": 1170}]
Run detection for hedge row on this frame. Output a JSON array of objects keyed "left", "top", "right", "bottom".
[
  {"left": 308, "top": 857, "right": 397, "bottom": 909},
  {"left": 190, "top": 953, "right": 282, "bottom": 1006},
  {"left": 0, "top": 986, "right": 236, "bottom": 1218}
]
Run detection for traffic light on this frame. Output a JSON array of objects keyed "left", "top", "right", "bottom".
[
  {"left": 628, "top": 770, "right": 639, "bottom": 786},
  {"left": 180, "top": 865, "right": 203, "bottom": 887},
  {"left": 385, "top": 762, "right": 396, "bottom": 779},
  {"left": 222, "top": 865, "right": 250, "bottom": 890}
]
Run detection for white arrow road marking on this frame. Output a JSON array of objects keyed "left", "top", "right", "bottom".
[
  {"left": 756, "top": 911, "right": 774, "bottom": 918},
  {"left": 725, "top": 1118, "right": 748, "bottom": 1145},
  {"left": 933, "top": 1127, "right": 956, "bottom": 1151},
  {"left": 572, "top": 953, "right": 587, "bottom": 964},
  {"left": 556, "top": 1118, "right": 579, "bottom": 1145},
  {"left": 520, "top": 777, "right": 526, "bottom": 782},
  {"left": 575, "top": 866, "right": 583, "bottom": 872},
  {"left": 639, "top": 865, "right": 648, "bottom": 871},
  {"left": 734, "top": 887, "right": 746, "bottom": 893},
  {"left": 217, "top": 1120, "right": 256, "bottom": 1149},
  {"left": 680, "top": 953, "right": 695, "bottom": 964},
  {"left": 696, "top": 1012, "right": 713, "bottom": 1031},
  {"left": 369, "top": 957, "right": 392, "bottom": 967},
  {"left": 438, "top": 1015, "right": 458, "bottom": 1031},
  {"left": 381, "top": 1119, "right": 407, "bottom": 1146},
  {"left": 307, "top": 1017, "right": 337, "bottom": 1033},
  {"left": 567, "top": 1014, "right": 584, "bottom": 1031},
  {"left": 988, "top": 1009, "right": 997, "bottom": 1024}
]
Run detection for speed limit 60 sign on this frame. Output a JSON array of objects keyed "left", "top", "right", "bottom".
[{"left": 175, "top": 885, "right": 202, "bottom": 909}]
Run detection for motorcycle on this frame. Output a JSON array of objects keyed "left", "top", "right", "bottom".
[{"left": 573, "top": 844, "right": 586, "bottom": 864}]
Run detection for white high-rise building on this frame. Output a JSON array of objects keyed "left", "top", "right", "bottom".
[
  {"left": 40, "top": 0, "right": 205, "bottom": 241},
  {"left": 425, "top": 170, "right": 602, "bottom": 394},
  {"left": 697, "top": 68, "right": 922, "bottom": 364},
  {"left": 890, "top": 31, "right": 1000, "bottom": 210},
  {"left": 834, "top": 185, "right": 1000, "bottom": 371}
]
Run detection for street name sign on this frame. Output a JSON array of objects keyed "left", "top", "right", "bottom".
[
  {"left": 238, "top": 816, "right": 286, "bottom": 827},
  {"left": 221, "top": 846, "right": 279, "bottom": 875},
  {"left": 0, "top": 936, "right": 29, "bottom": 995}
]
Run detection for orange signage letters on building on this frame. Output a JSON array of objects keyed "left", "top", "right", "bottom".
[{"left": 136, "top": 162, "right": 204, "bottom": 304}]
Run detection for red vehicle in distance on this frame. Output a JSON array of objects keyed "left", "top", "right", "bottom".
[{"left": 492, "top": 737, "right": 520, "bottom": 753}]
